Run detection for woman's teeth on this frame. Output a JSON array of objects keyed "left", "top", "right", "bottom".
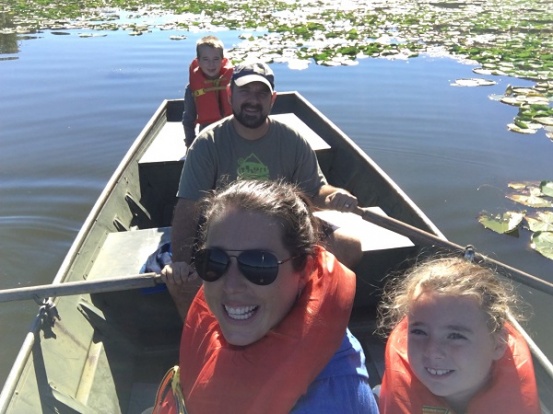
[{"left": 224, "top": 305, "right": 257, "bottom": 320}]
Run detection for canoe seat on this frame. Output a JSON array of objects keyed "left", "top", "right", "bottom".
[
  {"left": 138, "top": 114, "right": 331, "bottom": 165},
  {"left": 86, "top": 227, "right": 182, "bottom": 347},
  {"left": 314, "top": 207, "right": 413, "bottom": 252},
  {"left": 139, "top": 122, "right": 187, "bottom": 164},
  {"left": 137, "top": 122, "right": 186, "bottom": 226},
  {"left": 271, "top": 112, "right": 333, "bottom": 172},
  {"left": 314, "top": 208, "right": 416, "bottom": 308},
  {"left": 88, "top": 227, "right": 171, "bottom": 280},
  {"left": 271, "top": 113, "right": 331, "bottom": 151}
]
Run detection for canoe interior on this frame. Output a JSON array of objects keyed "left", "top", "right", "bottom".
[{"left": 2, "top": 92, "right": 551, "bottom": 413}]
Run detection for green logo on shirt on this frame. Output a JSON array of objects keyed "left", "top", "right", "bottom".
[{"left": 237, "top": 154, "right": 269, "bottom": 180}]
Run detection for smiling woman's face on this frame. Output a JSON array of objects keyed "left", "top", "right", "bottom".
[{"left": 202, "top": 207, "right": 307, "bottom": 346}]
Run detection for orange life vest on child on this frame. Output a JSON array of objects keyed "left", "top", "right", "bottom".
[
  {"left": 189, "top": 57, "right": 233, "bottom": 126},
  {"left": 379, "top": 319, "right": 540, "bottom": 414},
  {"left": 153, "top": 248, "right": 356, "bottom": 414}
]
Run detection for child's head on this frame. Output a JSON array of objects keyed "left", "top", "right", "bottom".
[
  {"left": 195, "top": 36, "right": 225, "bottom": 80},
  {"left": 378, "top": 257, "right": 521, "bottom": 411}
]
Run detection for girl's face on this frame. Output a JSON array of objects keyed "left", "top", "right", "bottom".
[
  {"left": 202, "top": 208, "right": 307, "bottom": 346},
  {"left": 197, "top": 46, "right": 222, "bottom": 80},
  {"left": 407, "top": 291, "right": 507, "bottom": 410}
]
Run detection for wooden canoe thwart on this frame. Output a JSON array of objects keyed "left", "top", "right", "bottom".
[{"left": 1, "top": 92, "right": 551, "bottom": 413}]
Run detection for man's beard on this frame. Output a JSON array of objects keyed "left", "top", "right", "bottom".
[{"left": 233, "top": 104, "right": 267, "bottom": 129}]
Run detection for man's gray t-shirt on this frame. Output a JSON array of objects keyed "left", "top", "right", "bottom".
[{"left": 178, "top": 117, "right": 327, "bottom": 200}]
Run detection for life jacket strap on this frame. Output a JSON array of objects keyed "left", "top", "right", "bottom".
[{"left": 152, "top": 365, "right": 188, "bottom": 414}]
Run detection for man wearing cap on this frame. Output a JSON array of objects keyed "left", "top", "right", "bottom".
[{"left": 163, "top": 61, "right": 362, "bottom": 320}]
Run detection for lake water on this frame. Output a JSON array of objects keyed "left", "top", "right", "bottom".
[{"left": 1, "top": 27, "right": 552, "bottom": 390}]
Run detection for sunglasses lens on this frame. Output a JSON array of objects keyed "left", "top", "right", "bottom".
[
  {"left": 238, "top": 250, "right": 279, "bottom": 286},
  {"left": 195, "top": 248, "right": 229, "bottom": 282}
]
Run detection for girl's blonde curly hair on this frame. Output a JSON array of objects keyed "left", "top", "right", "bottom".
[{"left": 377, "top": 256, "right": 524, "bottom": 337}]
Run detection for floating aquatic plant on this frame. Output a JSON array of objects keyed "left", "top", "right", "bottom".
[
  {"left": 478, "top": 211, "right": 525, "bottom": 235},
  {"left": 507, "top": 181, "right": 553, "bottom": 208},
  {"left": 526, "top": 211, "right": 553, "bottom": 232},
  {"left": 531, "top": 231, "right": 553, "bottom": 260},
  {"left": 541, "top": 180, "right": 553, "bottom": 198},
  {"left": 2, "top": 0, "right": 552, "bottom": 85},
  {"left": 479, "top": 180, "right": 553, "bottom": 261},
  {"left": 451, "top": 78, "right": 496, "bottom": 87}
]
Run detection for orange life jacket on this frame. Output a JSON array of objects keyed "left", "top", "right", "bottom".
[
  {"left": 379, "top": 319, "right": 540, "bottom": 414},
  {"left": 189, "top": 57, "right": 233, "bottom": 126},
  {"left": 153, "top": 248, "right": 355, "bottom": 414}
]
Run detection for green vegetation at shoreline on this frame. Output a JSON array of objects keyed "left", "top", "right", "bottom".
[
  {"left": 4, "top": 0, "right": 551, "bottom": 136},
  {"left": 1, "top": 0, "right": 552, "bottom": 79}
]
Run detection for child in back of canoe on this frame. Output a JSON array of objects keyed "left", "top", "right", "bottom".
[
  {"left": 182, "top": 35, "right": 233, "bottom": 148},
  {"left": 377, "top": 257, "right": 540, "bottom": 414}
]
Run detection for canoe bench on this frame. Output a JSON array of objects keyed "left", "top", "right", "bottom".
[
  {"left": 137, "top": 113, "right": 334, "bottom": 225},
  {"left": 86, "top": 227, "right": 182, "bottom": 349},
  {"left": 137, "top": 113, "right": 332, "bottom": 163}
]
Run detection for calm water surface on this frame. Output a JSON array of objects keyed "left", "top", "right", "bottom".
[{"left": 1, "top": 28, "right": 551, "bottom": 389}]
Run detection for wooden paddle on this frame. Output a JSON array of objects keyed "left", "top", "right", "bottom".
[
  {"left": 355, "top": 207, "right": 553, "bottom": 296},
  {"left": 0, "top": 272, "right": 162, "bottom": 303}
]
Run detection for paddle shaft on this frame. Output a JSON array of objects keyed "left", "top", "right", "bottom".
[
  {"left": 0, "top": 273, "right": 161, "bottom": 303},
  {"left": 356, "top": 207, "right": 553, "bottom": 296}
]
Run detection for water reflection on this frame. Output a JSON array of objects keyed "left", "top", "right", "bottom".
[{"left": 0, "top": 12, "right": 19, "bottom": 55}]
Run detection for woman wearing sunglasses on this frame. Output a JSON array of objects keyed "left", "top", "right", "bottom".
[{"left": 154, "top": 179, "right": 378, "bottom": 414}]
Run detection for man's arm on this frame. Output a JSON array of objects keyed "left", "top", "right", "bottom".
[
  {"left": 311, "top": 185, "right": 363, "bottom": 269},
  {"left": 171, "top": 197, "right": 201, "bottom": 263},
  {"left": 182, "top": 85, "right": 197, "bottom": 148},
  {"left": 311, "top": 184, "right": 358, "bottom": 212},
  {"left": 162, "top": 197, "right": 203, "bottom": 321}
]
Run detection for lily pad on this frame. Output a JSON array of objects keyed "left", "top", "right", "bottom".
[
  {"left": 534, "top": 117, "right": 553, "bottom": 126},
  {"left": 507, "top": 123, "right": 539, "bottom": 134},
  {"left": 478, "top": 211, "right": 525, "bottom": 234},
  {"left": 508, "top": 181, "right": 540, "bottom": 191},
  {"left": 526, "top": 211, "right": 553, "bottom": 232},
  {"left": 506, "top": 194, "right": 553, "bottom": 208},
  {"left": 451, "top": 78, "right": 496, "bottom": 87},
  {"left": 540, "top": 181, "right": 553, "bottom": 198},
  {"left": 530, "top": 231, "right": 553, "bottom": 261}
]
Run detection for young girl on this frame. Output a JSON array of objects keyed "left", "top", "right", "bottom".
[{"left": 377, "top": 257, "right": 540, "bottom": 414}]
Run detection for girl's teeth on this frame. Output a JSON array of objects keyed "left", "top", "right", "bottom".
[
  {"left": 224, "top": 305, "right": 257, "bottom": 320},
  {"left": 427, "top": 368, "right": 452, "bottom": 376}
]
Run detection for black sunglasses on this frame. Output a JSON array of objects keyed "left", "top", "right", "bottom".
[{"left": 194, "top": 247, "right": 294, "bottom": 286}]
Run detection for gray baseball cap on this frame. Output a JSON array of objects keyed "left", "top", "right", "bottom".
[{"left": 232, "top": 62, "right": 274, "bottom": 93}]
